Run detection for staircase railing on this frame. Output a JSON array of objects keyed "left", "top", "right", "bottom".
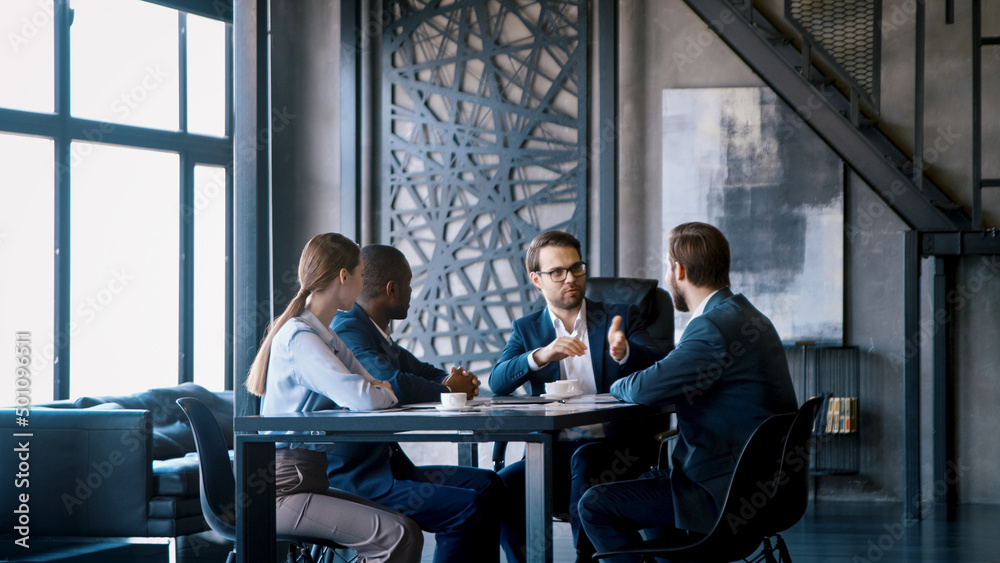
[{"left": 682, "top": 0, "right": 970, "bottom": 232}]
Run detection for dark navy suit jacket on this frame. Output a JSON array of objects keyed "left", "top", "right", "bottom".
[
  {"left": 333, "top": 303, "right": 449, "bottom": 403},
  {"left": 324, "top": 303, "right": 450, "bottom": 498},
  {"left": 490, "top": 299, "right": 662, "bottom": 396},
  {"left": 610, "top": 288, "right": 798, "bottom": 534}
]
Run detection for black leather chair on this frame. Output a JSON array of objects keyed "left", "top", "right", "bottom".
[
  {"left": 584, "top": 277, "right": 674, "bottom": 357},
  {"left": 593, "top": 396, "right": 824, "bottom": 563},
  {"left": 176, "top": 398, "right": 344, "bottom": 563},
  {"left": 491, "top": 277, "right": 675, "bottom": 471}
]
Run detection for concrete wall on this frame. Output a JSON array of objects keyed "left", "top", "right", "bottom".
[
  {"left": 270, "top": 0, "right": 343, "bottom": 307},
  {"left": 619, "top": 0, "right": 1000, "bottom": 503}
]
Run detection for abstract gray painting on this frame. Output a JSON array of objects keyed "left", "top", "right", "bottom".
[{"left": 662, "top": 87, "right": 843, "bottom": 344}]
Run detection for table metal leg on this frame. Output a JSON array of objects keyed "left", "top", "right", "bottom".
[
  {"left": 457, "top": 442, "right": 479, "bottom": 466},
  {"left": 524, "top": 436, "right": 553, "bottom": 563},
  {"left": 236, "top": 438, "right": 276, "bottom": 563}
]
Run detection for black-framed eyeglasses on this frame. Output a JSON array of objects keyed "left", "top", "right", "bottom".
[{"left": 536, "top": 261, "right": 587, "bottom": 282}]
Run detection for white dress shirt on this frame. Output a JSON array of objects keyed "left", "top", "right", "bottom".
[
  {"left": 526, "top": 301, "right": 597, "bottom": 394},
  {"left": 260, "top": 309, "right": 398, "bottom": 450},
  {"left": 527, "top": 301, "right": 622, "bottom": 439},
  {"left": 688, "top": 289, "right": 721, "bottom": 321},
  {"left": 526, "top": 301, "right": 630, "bottom": 390}
]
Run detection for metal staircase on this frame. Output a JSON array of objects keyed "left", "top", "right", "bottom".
[
  {"left": 681, "top": 0, "right": 971, "bottom": 232},
  {"left": 677, "top": 0, "right": 1000, "bottom": 520}
]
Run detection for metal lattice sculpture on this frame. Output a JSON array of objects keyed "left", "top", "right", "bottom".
[{"left": 381, "top": 0, "right": 588, "bottom": 374}]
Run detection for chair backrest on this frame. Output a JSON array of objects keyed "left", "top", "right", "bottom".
[
  {"left": 703, "top": 396, "right": 824, "bottom": 558},
  {"left": 585, "top": 277, "right": 675, "bottom": 355},
  {"left": 176, "top": 397, "right": 238, "bottom": 541},
  {"left": 764, "top": 395, "right": 824, "bottom": 535},
  {"left": 705, "top": 412, "right": 795, "bottom": 559}
]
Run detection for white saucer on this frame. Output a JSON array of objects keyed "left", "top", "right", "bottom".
[
  {"left": 435, "top": 405, "right": 477, "bottom": 412},
  {"left": 540, "top": 392, "right": 582, "bottom": 400}
]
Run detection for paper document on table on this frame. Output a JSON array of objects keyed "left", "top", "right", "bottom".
[
  {"left": 406, "top": 398, "right": 490, "bottom": 409},
  {"left": 562, "top": 393, "right": 622, "bottom": 404},
  {"left": 344, "top": 406, "right": 412, "bottom": 413}
]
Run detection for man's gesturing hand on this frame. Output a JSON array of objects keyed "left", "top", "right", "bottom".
[
  {"left": 532, "top": 336, "right": 587, "bottom": 367},
  {"left": 444, "top": 366, "right": 480, "bottom": 399},
  {"left": 608, "top": 315, "right": 628, "bottom": 362}
]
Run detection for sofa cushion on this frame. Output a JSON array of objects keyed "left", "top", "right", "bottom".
[
  {"left": 153, "top": 450, "right": 236, "bottom": 497},
  {"left": 148, "top": 515, "right": 210, "bottom": 537},
  {"left": 148, "top": 496, "right": 204, "bottom": 519},
  {"left": 72, "top": 383, "right": 234, "bottom": 460},
  {"left": 153, "top": 454, "right": 202, "bottom": 496}
]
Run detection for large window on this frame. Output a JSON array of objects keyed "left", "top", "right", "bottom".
[
  {"left": 70, "top": 0, "right": 180, "bottom": 130},
  {"left": 69, "top": 143, "right": 181, "bottom": 397},
  {"left": 0, "top": 1, "right": 55, "bottom": 113},
  {"left": 0, "top": 0, "right": 232, "bottom": 405},
  {"left": 0, "top": 133, "right": 55, "bottom": 407},
  {"left": 193, "top": 165, "right": 228, "bottom": 391}
]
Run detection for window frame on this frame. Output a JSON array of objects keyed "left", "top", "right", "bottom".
[{"left": 0, "top": 0, "right": 234, "bottom": 399}]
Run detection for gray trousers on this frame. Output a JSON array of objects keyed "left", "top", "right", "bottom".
[{"left": 275, "top": 448, "right": 423, "bottom": 563}]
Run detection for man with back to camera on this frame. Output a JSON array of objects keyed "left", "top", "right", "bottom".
[
  {"left": 577, "top": 222, "right": 799, "bottom": 562},
  {"left": 329, "top": 244, "right": 508, "bottom": 563},
  {"left": 489, "top": 230, "right": 669, "bottom": 562}
]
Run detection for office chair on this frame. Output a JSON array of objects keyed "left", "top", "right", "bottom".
[
  {"left": 491, "top": 277, "right": 676, "bottom": 473},
  {"left": 593, "top": 396, "right": 824, "bottom": 563},
  {"left": 176, "top": 398, "right": 346, "bottom": 563},
  {"left": 584, "top": 277, "right": 674, "bottom": 357}
]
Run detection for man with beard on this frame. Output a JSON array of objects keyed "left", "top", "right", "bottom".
[
  {"left": 577, "top": 222, "right": 798, "bottom": 562},
  {"left": 490, "top": 231, "right": 665, "bottom": 562}
]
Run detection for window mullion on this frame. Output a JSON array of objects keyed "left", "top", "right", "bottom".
[
  {"left": 179, "top": 11, "right": 188, "bottom": 133},
  {"left": 180, "top": 153, "right": 195, "bottom": 384},
  {"left": 53, "top": 0, "right": 72, "bottom": 400}
]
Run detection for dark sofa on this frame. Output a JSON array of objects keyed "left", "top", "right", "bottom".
[{"left": 1, "top": 383, "right": 233, "bottom": 545}]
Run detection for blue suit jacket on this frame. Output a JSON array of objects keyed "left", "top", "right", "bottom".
[
  {"left": 333, "top": 303, "right": 450, "bottom": 404},
  {"left": 490, "top": 299, "right": 662, "bottom": 396},
  {"left": 610, "top": 288, "right": 798, "bottom": 534},
  {"left": 324, "top": 303, "right": 449, "bottom": 498}
]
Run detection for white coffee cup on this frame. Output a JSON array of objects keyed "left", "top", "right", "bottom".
[
  {"left": 544, "top": 379, "right": 578, "bottom": 397},
  {"left": 440, "top": 392, "right": 467, "bottom": 408}
]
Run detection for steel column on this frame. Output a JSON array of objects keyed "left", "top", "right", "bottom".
[
  {"left": 931, "top": 256, "right": 956, "bottom": 508},
  {"left": 903, "top": 231, "right": 921, "bottom": 519},
  {"left": 597, "top": 0, "right": 619, "bottom": 276}
]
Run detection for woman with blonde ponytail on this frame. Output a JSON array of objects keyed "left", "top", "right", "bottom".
[{"left": 244, "top": 233, "right": 422, "bottom": 563}]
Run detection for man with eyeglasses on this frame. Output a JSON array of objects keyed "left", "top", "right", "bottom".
[{"left": 490, "top": 230, "right": 665, "bottom": 562}]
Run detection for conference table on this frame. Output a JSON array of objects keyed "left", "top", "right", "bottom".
[{"left": 234, "top": 395, "right": 671, "bottom": 563}]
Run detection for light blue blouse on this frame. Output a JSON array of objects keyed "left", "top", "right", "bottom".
[{"left": 260, "top": 309, "right": 398, "bottom": 449}]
